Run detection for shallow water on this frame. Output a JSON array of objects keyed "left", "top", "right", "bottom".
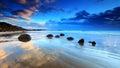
[{"left": 0, "top": 31, "right": 120, "bottom": 68}]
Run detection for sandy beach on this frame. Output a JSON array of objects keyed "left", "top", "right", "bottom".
[{"left": 0, "top": 31, "right": 120, "bottom": 68}]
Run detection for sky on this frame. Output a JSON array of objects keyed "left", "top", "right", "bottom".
[{"left": 0, "top": 0, "right": 120, "bottom": 30}]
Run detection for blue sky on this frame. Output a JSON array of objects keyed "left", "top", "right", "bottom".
[{"left": 0, "top": 0, "right": 120, "bottom": 30}]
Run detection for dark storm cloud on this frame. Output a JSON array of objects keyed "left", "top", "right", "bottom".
[
  {"left": 0, "top": 3, "right": 7, "bottom": 10},
  {"left": 87, "top": 6, "right": 120, "bottom": 25},
  {"left": 61, "top": 10, "right": 90, "bottom": 21},
  {"left": 62, "top": 6, "right": 120, "bottom": 26},
  {"left": 38, "top": 5, "right": 56, "bottom": 13},
  {"left": 0, "top": 3, "right": 12, "bottom": 11},
  {"left": 70, "top": 10, "right": 90, "bottom": 20}
]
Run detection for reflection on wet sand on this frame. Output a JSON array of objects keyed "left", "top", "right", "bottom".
[
  {"left": 20, "top": 41, "right": 34, "bottom": 50},
  {"left": 0, "top": 40, "right": 13, "bottom": 43},
  {"left": 0, "top": 42, "right": 59, "bottom": 68},
  {"left": 0, "top": 31, "right": 120, "bottom": 68},
  {"left": 0, "top": 50, "right": 8, "bottom": 60},
  {"left": 0, "top": 31, "right": 25, "bottom": 37}
]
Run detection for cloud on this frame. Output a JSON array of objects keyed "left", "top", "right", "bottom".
[
  {"left": 0, "top": 17, "right": 21, "bottom": 22},
  {"left": 11, "top": 9, "right": 33, "bottom": 20},
  {"left": 62, "top": 10, "right": 90, "bottom": 21},
  {"left": 0, "top": 3, "right": 11, "bottom": 11},
  {"left": 87, "top": 6, "right": 120, "bottom": 25},
  {"left": 13, "top": 0, "right": 27, "bottom": 4},
  {"left": 61, "top": 6, "right": 120, "bottom": 27},
  {"left": 0, "top": 14, "right": 22, "bottom": 23},
  {"left": 38, "top": 5, "right": 56, "bottom": 13},
  {"left": 11, "top": 0, "right": 56, "bottom": 13},
  {"left": 70, "top": 10, "right": 90, "bottom": 20},
  {"left": 0, "top": 13, "right": 4, "bottom": 16},
  {"left": 44, "top": 0, "right": 56, "bottom": 3},
  {"left": 0, "top": 0, "right": 57, "bottom": 21},
  {"left": 39, "top": 22, "right": 46, "bottom": 26}
]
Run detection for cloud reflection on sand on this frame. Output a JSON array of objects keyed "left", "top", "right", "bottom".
[
  {"left": 0, "top": 50, "right": 9, "bottom": 60},
  {"left": 0, "top": 31, "right": 120, "bottom": 68},
  {"left": 0, "top": 40, "right": 59, "bottom": 68},
  {"left": 20, "top": 41, "right": 34, "bottom": 50}
]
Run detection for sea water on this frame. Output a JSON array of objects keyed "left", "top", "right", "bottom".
[{"left": 0, "top": 31, "right": 120, "bottom": 68}]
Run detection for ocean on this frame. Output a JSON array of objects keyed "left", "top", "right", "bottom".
[{"left": 0, "top": 31, "right": 120, "bottom": 68}]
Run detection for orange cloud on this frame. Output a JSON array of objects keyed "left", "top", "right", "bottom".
[
  {"left": 17, "top": 0, "right": 27, "bottom": 4},
  {"left": 45, "top": 0, "right": 56, "bottom": 3},
  {"left": 12, "top": 9, "right": 33, "bottom": 20},
  {"left": 0, "top": 14, "right": 4, "bottom": 16},
  {"left": 35, "top": 0, "right": 40, "bottom": 3},
  {"left": 30, "top": 4, "right": 40, "bottom": 11}
]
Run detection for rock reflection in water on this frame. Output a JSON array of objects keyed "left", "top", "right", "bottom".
[{"left": 0, "top": 31, "right": 120, "bottom": 68}]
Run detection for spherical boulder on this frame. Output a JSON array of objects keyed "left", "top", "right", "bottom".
[
  {"left": 89, "top": 41, "right": 96, "bottom": 47},
  {"left": 67, "top": 37, "right": 74, "bottom": 41},
  {"left": 55, "top": 35, "right": 60, "bottom": 38},
  {"left": 60, "top": 33, "right": 65, "bottom": 36},
  {"left": 78, "top": 38, "right": 84, "bottom": 46},
  {"left": 46, "top": 34, "right": 53, "bottom": 39},
  {"left": 18, "top": 34, "right": 31, "bottom": 42}
]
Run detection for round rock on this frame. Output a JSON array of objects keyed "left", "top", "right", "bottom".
[
  {"left": 60, "top": 33, "right": 65, "bottom": 36},
  {"left": 46, "top": 34, "right": 53, "bottom": 39},
  {"left": 67, "top": 37, "right": 74, "bottom": 41},
  {"left": 55, "top": 35, "right": 60, "bottom": 38},
  {"left": 78, "top": 38, "right": 84, "bottom": 46},
  {"left": 89, "top": 41, "right": 96, "bottom": 46},
  {"left": 18, "top": 34, "right": 31, "bottom": 42}
]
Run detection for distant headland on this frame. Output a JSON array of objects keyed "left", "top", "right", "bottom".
[{"left": 0, "top": 22, "right": 46, "bottom": 32}]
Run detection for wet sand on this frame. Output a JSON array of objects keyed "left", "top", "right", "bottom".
[{"left": 0, "top": 31, "right": 120, "bottom": 68}]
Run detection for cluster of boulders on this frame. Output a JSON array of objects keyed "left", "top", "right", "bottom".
[
  {"left": 18, "top": 33, "right": 96, "bottom": 47},
  {"left": 46, "top": 33, "right": 96, "bottom": 47},
  {"left": 46, "top": 33, "right": 64, "bottom": 39}
]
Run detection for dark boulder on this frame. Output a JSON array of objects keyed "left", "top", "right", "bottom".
[
  {"left": 78, "top": 38, "right": 84, "bottom": 46},
  {"left": 67, "top": 37, "right": 74, "bottom": 41},
  {"left": 89, "top": 41, "right": 96, "bottom": 46},
  {"left": 60, "top": 33, "right": 65, "bottom": 36},
  {"left": 18, "top": 34, "right": 31, "bottom": 42},
  {"left": 55, "top": 35, "right": 60, "bottom": 38},
  {"left": 46, "top": 34, "right": 53, "bottom": 39}
]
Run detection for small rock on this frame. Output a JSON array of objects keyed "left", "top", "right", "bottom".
[
  {"left": 55, "top": 35, "right": 60, "bottom": 38},
  {"left": 67, "top": 37, "right": 74, "bottom": 41},
  {"left": 46, "top": 34, "right": 53, "bottom": 39},
  {"left": 89, "top": 41, "right": 96, "bottom": 46},
  {"left": 60, "top": 33, "right": 65, "bottom": 36},
  {"left": 18, "top": 34, "right": 31, "bottom": 42},
  {"left": 78, "top": 38, "right": 84, "bottom": 46}
]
